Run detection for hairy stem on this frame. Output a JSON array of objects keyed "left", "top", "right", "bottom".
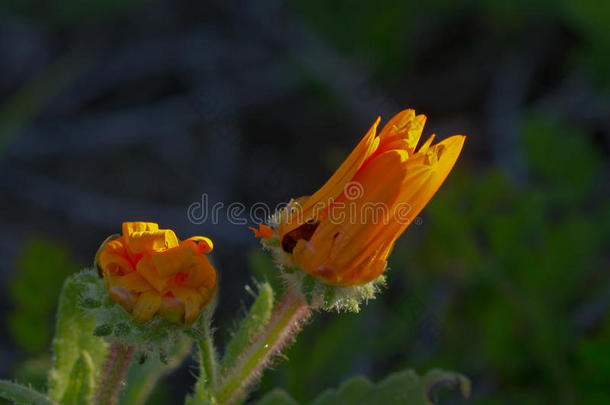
[
  {"left": 94, "top": 342, "right": 135, "bottom": 405},
  {"left": 217, "top": 288, "right": 310, "bottom": 405},
  {"left": 195, "top": 323, "right": 219, "bottom": 403}
]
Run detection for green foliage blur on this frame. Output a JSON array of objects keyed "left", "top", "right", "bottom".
[
  {"left": 291, "top": 0, "right": 610, "bottom": 86},
  {"left": 8, "top": 238, "right": 79, "bottom": 354},
  {"left": 3, "top": 239, "right": 79, "bottom": 400}
]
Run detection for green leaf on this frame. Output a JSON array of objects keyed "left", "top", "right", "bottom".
[
  {"left": 59, "top": 351, "right": 94, "bottom": 405},
  {"left": 257, "top": 389, "right": 300, "bottom": 405},
  {"left": 120, "top": 338, "right": 192, "bottom": 405},
  {"left": 315, "top": 369, "right": 469, "bottom": 405},
  {"left": 256, "top": 369, "right": 469, "bottom": 405},
  {"left": 0, "top": 380, "right": 57, "bottom": 405},
  {"left": 310, "top": 376, "right": 372, "bottom": 405},
  {"left": 220, "top": 283, "right": 275, "bottom": 376},
  {"left": 47, "top": 271, "right": 109, "bottom": 402}
]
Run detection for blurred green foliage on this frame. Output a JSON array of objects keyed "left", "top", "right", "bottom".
[
  {"left": 291, "top": 0, "right": 610, "bottom": 85},
  {"left": 289, "top": 0, "right": 415, "bottom": 77},
  {"left": 8, "top": 238, "right": 79, "bottom": 354},
  {"left": 2, "top": 238, "right": 80, "bottom": 403}
]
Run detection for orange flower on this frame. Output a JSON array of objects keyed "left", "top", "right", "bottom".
[
  {"left": 96, "top": 222, "right": 217, "bottom": 325},
  {"left": 260, "top": 109, "right": 465, "bottom": 286}
]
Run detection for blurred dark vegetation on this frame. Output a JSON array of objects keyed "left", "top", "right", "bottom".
[{"left": 0, "top": 0, "right": 609, "bottom": 404}]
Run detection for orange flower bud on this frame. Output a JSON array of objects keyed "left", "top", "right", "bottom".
[
  {"left": 96, "top": 222, "right": 217, "bottom": 325},
  {"left": 263, "top": 109, "right": 464, "bottom": 286}
]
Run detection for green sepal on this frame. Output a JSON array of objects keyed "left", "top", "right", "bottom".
[
  {"left": 79, "top": 298, "right": 101, "bottom": 309},
  {"left": 281, "top": 270, "right": 385, "bottom": 313},
  {"left": 301, "top": 276, "right": 315, "bottom": 305},
  {"left": 323, "top": 285, "right": 336, "bottom": 308},
  {"left": 93, "top": 324, "right": 112, "bottom": 337},
  {"left": 113, "top": 323, "right": 130, "bottom": 337}
]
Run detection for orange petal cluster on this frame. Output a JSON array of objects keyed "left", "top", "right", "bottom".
[
  {"left": 97, "top": 222, "right": 217, "bottom": 325},
  {"left": 267, "top": 109, "right": 465, "bottom": 286}
]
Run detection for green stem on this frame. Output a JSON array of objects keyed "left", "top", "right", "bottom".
[
  {"left": 216, "top": 288, "right": 310, "bottom": 405},
  {"left": 94, "top": 342, "right": 134, "bottom": 405},
  {"left": 195, "top": 322, "right": 219, "bottom": 403}
]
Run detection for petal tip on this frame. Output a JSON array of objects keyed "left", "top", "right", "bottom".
[{"left": 250, "top": 224, "right": 274, "bottom": 239}]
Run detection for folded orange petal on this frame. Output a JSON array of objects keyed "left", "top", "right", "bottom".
[
  {"left": 181, "top": 256, "right": 217, "bottom": 289},
  {"left": 149, "top": 243, "right": 199, "bottom": 278},
  {"left": 96, "top": 221, "right": 218, "bottom": 325},
  {"left": 158, "top": 296, "right": 185, "bottom": 323},
  {"left": 107, "top": 271, "right": 154, "bottom": 293},
  {"left": 185, "top": 236, "right": 214, "bottom": 253},
  {"left": 133, "top": 291, "right": 163, "bottom": 323}
]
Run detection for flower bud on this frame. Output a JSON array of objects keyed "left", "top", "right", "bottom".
[
  {"left": 96, "top": 222, "right": 217, "bottom": 325},
  {"left": 253, "top": 109, "right": 465, "bottom": 288}
]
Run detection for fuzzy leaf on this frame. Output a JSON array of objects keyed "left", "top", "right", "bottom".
[
  {"left": 256, "top": 369, "right": 469, "bottom": 405},
  {"left": 256, "top": 389, "right": 299, "bottom": 405},
  {"left": 47, "top": 271, "right": 108, "bottom": 402},
  {"left": 0, "top": 380, "right": 57, "bottom": 405},
  {"left": 59, "top": 351, "right": 94, "bottom": 405},
  {"left": 220, "top": 283, "right": 274, "bottom": 376},
  {"left": 311, "top": 369, "right": 469, "bottom": 405}
]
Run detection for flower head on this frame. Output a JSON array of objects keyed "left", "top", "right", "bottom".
[
  {"left": 255, "top": 109, "right": 465, "bottom": 287},
  {"left": 96, "top": 222, "right": 217, "bottom": 325}
]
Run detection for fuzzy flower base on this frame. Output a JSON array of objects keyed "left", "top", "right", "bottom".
[
  {"left": 259, "top": 231, "right": 386, "bottom": 312},
  {"left": 281, "top": 268, "right": 386, "bottom": 312}
]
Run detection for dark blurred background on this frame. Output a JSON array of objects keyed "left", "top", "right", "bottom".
[{"left": 1, "top": 0, "right": 609, "bottom": 404}]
